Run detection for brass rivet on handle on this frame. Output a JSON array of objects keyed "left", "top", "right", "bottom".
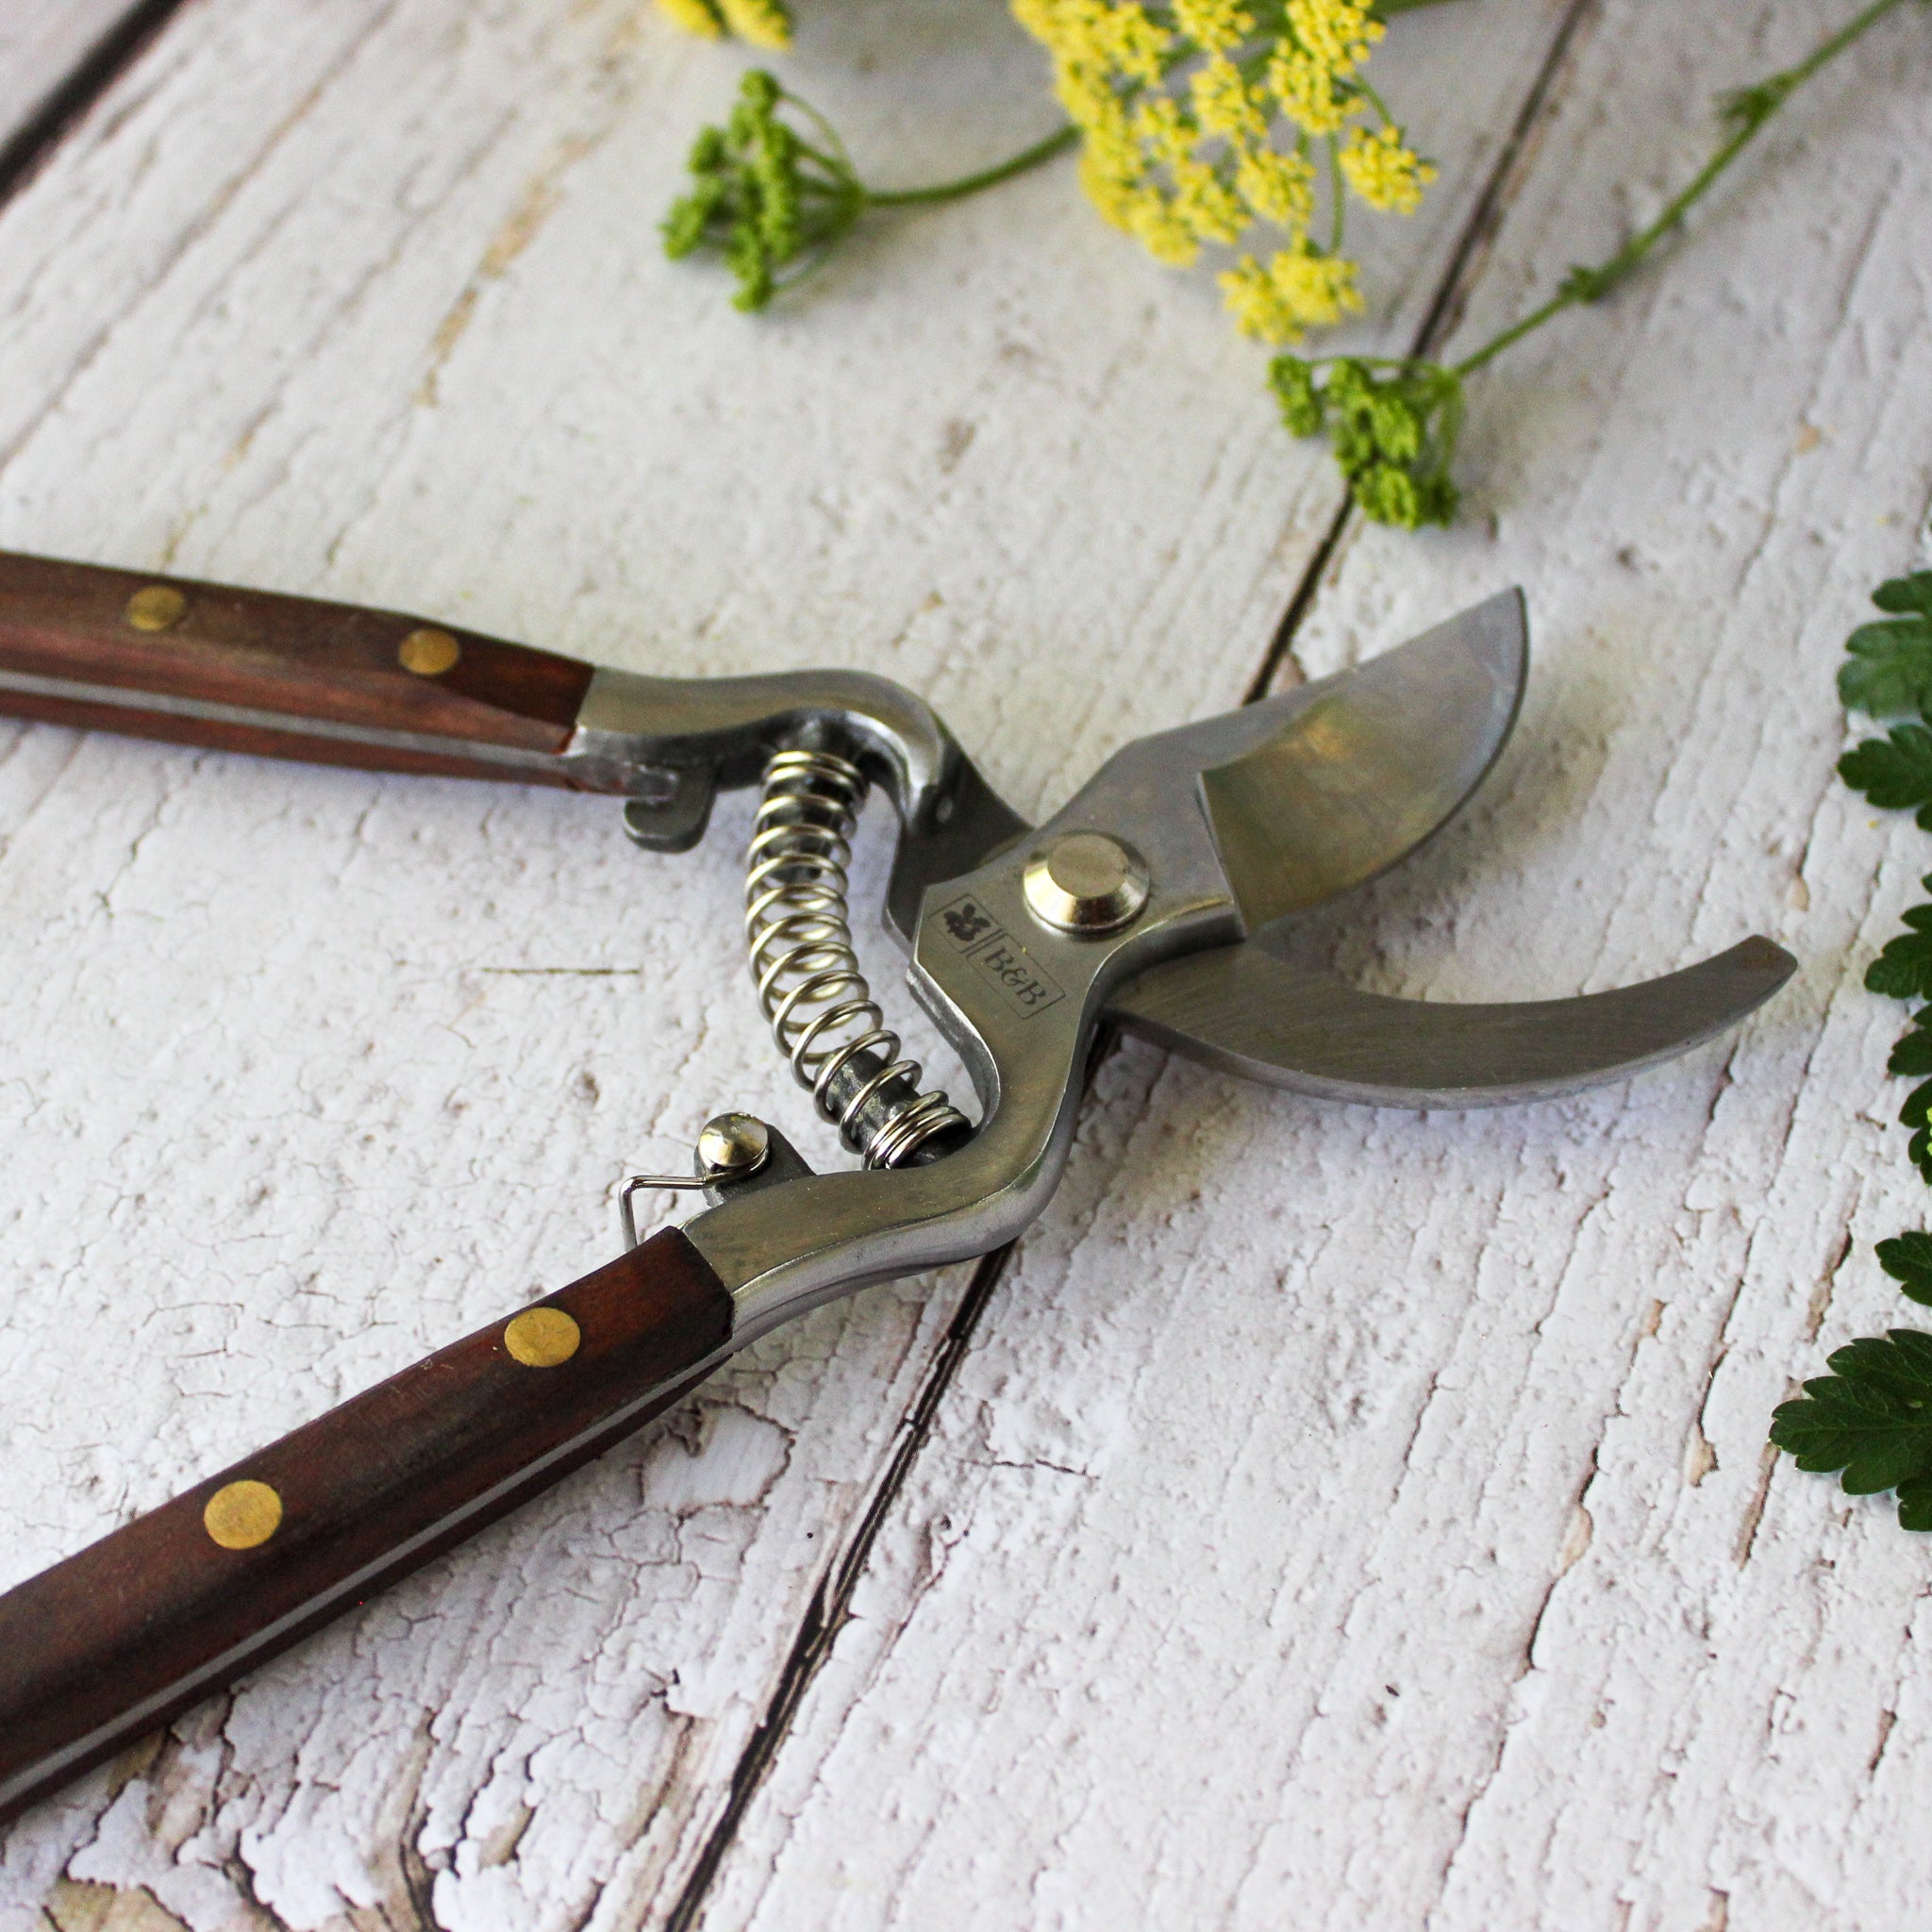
[
  {"left": 397, "top": 626, "right": 461, "bottom": 675},
  {"left": 204, "top": 1478, "right": 283, "bottom": 1550},
  {"left": 505, "top": 1307, "right": 581, "bottom": 1367},
  {"left": 125, "top": 585, "right": 188, "bottom": 633}
]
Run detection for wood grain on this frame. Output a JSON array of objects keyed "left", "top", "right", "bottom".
[
  {"left": 0, "top": 1228, "right": 732, "bottom": 1831},
  {"left": 7, "top": 0, "right": 1920, "bottom": 1928},
  {"left": 0, "top": 548, "right": 597, "bottom": 779},
  {"left": 700, "top": 8, "right": 1932, "bottom": 1932}
]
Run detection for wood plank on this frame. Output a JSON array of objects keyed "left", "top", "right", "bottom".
[
  {"left": 0, "top": 0, "right": 1580, "bottom": 1924},
  {"left": 699, "top": 4, "right": 1932, "bottom": 1928}
]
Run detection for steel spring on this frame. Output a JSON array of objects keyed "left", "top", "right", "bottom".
[{"left": 744, "top": 748, "right": 970, "bottom": 1168}]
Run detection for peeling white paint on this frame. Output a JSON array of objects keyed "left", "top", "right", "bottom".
[{"left": 2, "top": 0, "right": 1926, "bottom": 1928}]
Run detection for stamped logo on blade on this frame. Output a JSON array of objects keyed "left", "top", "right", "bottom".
[{"left": 931, "top": 892, "right": 1066, "bottom": 1018}]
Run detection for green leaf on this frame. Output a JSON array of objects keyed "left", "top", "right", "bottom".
[
  {"left": 1874, "top": 571, "right": 1932, "bottom": 621},
  {"left": 1876, "top": 1231, "right": 1932, "bottom": 1307},
  {"left": 1898, "top": 1081, "right": 1932, "bottom": 1129},
  {"left": 1865, "top": 930, "right": 1932, "bottom": 999},
  {"left": 1840, "top": 724, "right": 1932, "bottom": 816},
  {"left": 1839, "top": 575, "right": 1932, "bottom": 717},
  {"left": 1888, "top": 1024, "right": 1932, "bottom": 1076},
  {"left": 1770, "top": 1329, "right": 1932, "bottom": 1503},
  {"left": 1911, "top": 1124, "right": 1932, "bottom": 1186},
  {"left": 1899, "top": 1474, "right": 1932, "bottom": 1532},
  {"left": 1839, "top": 619, "right": 1932, "bottom": 718}
]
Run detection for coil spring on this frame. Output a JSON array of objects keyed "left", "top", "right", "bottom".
[{"left": 745, "top": 748, "right": 971, "bottom": 1168}]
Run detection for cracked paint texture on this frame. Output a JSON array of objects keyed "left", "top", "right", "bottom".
[{"left": 2, "top": 0, "right": 1927, "bottom": 1929}]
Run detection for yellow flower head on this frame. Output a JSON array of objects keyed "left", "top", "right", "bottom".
[
  {"left": 1219, "top": 246, "right": 1361, "bottom": 342},
  {"left": 1190, "top": 56, "right": 1267, "bottom": 145},
  {"left": 1172, "top": 158, "right": 1246, "bottom": 246},
  {"left": 1286, "top": 0, "right": 1382, "bottom": 76},
  {"left": 1095, "top": 2, "right": 1170, "bottom": 86},
  {"left": 1235, "top": 146, "right": 1317, "bottom": 231},
  {"left": 1007, "top": 0, "right": 1424, "bottom": 346},
  {"left": 1127, "top": 187, "right": 1202, "bottom": 266},
  {"left": 1339, "top": 123, "right": 1437, "bottom": 214},
  {"left": 716, "top": 0, "right": 792, "bottom": 49},
  {"left": 1270, "top": 244, "right": 1361, "bottom": 329},
  {"left": 658, "top": 0, "right": 725, "bottom": 36},
  {"left": 1131, "top": 93, "right": 1196, "bottom": 174},
  {"left": 1268, "top": 46, "right": 1350, "bottom": 136},
  {"left": 1173, "top": 0, "right": 1255, "bottom": 55},
  {"left": 1079, "top": 145, "right": 1144, "bottom": 231}
]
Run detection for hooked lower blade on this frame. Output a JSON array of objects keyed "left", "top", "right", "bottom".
[
  {"left": 1106, "top": 935, "right": 1796, "bottom": 1108},
  {"left": 1200, "top": 590, "right": 1526, "bottom": 930}
]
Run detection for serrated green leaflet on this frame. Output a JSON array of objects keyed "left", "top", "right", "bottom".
[
  {"left": 1770, "top": 1329, "right": 1932, "bottom": 1529},
  {"left": 1876, "top": 1231, "right": 1932, "bottom": 1307},
  {"left": 1865, "top": 928, "right": 1932, "bottom": 998},
  {"left": 1777, "top": 571, "right": 1932, "bottom": 1535},
  {"left": 1840, "top": 724, "right": 1932, "bottom": 820},
  {"left": 1887, "top": 1024, "right": 1932, "bottom": 1076},
  {"left": 1836, "top": 573, "right": 1932, "bottom": 718},
  {"left": 1874, "top": 572, "right": 1932, "bottom": 622}
]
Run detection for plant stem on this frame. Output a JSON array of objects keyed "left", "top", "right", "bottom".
[
  {"left": 867, "top": 125, "right": 1079, "bottom": 208},
  {"left": 1452, "top": 0, "right": 1912, "bottom": 377}
]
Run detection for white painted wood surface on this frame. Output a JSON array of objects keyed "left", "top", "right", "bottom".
[{"left": 0, "top": 1, "right": 1926, "bottom": 1928}]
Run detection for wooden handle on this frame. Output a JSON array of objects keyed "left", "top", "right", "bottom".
[
  {"left": 0, "top": 549, "right": 602, "bottom": 784},
  {"left": 0, "top": 1228, "right": 733, "bottom": 1825}
]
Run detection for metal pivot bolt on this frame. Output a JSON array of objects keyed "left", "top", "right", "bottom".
[
  {"left": 694, "top": 1112, "right": 770, "bottom": 1181},
  {"left": 1023, "top": 832, "right": 1149, "bottom": 936}
]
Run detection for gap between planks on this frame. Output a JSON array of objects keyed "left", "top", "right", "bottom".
[
  {"left": 0, "top": 0, "right": 1604, "bottom": 1920},
  {"left": 0, "top": 0, "right": 196, "bottom": 205},
  {"left": 660, "top": 4, "right": 1606, "bottom": 1924}
]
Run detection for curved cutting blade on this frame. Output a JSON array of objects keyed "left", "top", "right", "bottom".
[
  {"left": 1201, "top": 589, "right": 1527, "bottom": 929},
  {"left": 1107, "top": 936, "right": 1796, "bottom": 1108}
]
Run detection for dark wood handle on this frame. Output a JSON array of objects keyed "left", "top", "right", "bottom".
[
  {"left": 0, "top": 549, "right": 602, "bottom": 785},
  {"left": 0, "top": 1228, "right": 733, "bottom": 1825}
]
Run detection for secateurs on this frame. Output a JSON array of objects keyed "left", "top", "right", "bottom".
[{"left": 0, "top": 550, "right": 1793, "bottom": 1822}]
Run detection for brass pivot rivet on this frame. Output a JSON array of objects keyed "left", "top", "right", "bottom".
[
  {"left": 505, "top": 1306, "right": 581, "bottom": 1367},
  {"left": 695, "top": 1112, "right": 770, "bottom": 1181},
  {"left": 125, "top": 585, "right": 188, "bottom": 633},
  {"left": 1023, "top": 831, "right": 1150, "bottom": 936},
  {"left": 204, "top": 1478, "right": 283, "bottom": 1550},
  {"left": 397, "top": 626, "right": 461, "bottom": 676}
]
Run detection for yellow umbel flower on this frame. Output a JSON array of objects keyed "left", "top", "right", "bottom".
[
  {"left": 1008, "top": 0, "right": 1425, "bottom": 350},
  {"left": 1235, "top": 146, "right": 1316, "bottom": 229},
  {"left": 717, "top": 0, "right": 792, "bottom": 49},
  {"left": 1270, "top": 0, "right": 1381, "bottom": 134},
  {"left": 1268, "top": 46, "right": 1349, "bottom": 136},
  {"left": 658, "top": 0, "right": 725, "bottom": 36},
  {"left": 1127, "top": 187, "right": 1202, "bottom": 265},
  {"left": 1270, "top": 245, "right": 1361, "bottom": 328},
  {"left": 1094, "top": 3, "right": 1169, "bottom": 86},
  {"left": 1079, "top": 146, "right": 1143, "bottom": 231},
  {"left": 1191, "top": 56, "right": 1266, "bottom": 145},
  {"left": 1172, "top": 158, "right": 1245, "bottom": 245},
  {"left": 1173, "top": 0, "right": 1254, "bottom": 56},
  {"left": 1219, "top": 246, "right": 1361, "bottom": 342},
  {"left": 1286, "top": 0, "right": 1381, "bottom": 76},
  {"left": 1339, "top": 124, "right": 1436, "bottom": 215},
  {"left": 1131, "top": 94, "right": 1196, "bottom": 174}
]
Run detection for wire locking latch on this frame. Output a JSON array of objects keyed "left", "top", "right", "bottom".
[{"left": 620, "top": 1111, "right": 775, "bottom": 1248}]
